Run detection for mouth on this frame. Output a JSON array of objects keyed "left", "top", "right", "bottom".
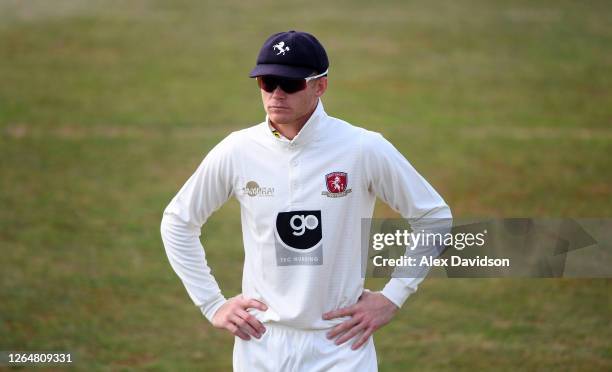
[{"left": 269, "top": 105, "right": 290, "bottom": 110}]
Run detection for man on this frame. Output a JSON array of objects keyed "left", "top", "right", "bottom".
[{"left": 160, "top": 30, "right": 451, "bottom": 371}]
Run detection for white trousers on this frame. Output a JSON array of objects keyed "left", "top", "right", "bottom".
[{"left": 233, "top": 323, "right": 378, "bottom": 372}]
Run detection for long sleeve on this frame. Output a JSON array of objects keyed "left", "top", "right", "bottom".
[
  {"left": 363, "top": 132, "right": 452, "bottom": 308},
  {"left": 160, "top": 134, "right": 237, "bottom": 322}
]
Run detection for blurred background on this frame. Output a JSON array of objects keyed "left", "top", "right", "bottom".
[{"left": 1, "top": 0, "right": 610, "bottom": 370}]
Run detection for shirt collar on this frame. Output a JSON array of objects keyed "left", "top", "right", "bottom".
[{"left": 265, "top": 99, "right": 326, "bottom": 147}]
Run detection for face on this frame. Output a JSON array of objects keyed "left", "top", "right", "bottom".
[{"left": 260, "top": 77, "right": 328, "bottom": 127}]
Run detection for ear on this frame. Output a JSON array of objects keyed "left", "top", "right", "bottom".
[{"left": 314, "top": 77, "right": 328, "bottom": 97}]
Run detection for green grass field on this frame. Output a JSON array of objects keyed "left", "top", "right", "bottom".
[{"left": 1, "top": 0, "right": 610, "bottom": 370}]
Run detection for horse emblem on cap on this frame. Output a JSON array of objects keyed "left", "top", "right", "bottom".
[{"left": 273, "top": 41, "right": 290, "bottom": 55}]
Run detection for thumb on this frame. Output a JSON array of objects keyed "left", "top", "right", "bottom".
[{"left": 244, "top": 298, "right": 268, "bottom": 311}]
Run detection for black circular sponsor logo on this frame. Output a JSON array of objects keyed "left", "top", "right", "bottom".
[{"left": 276, "top": 210, "right": 322, "bottom": 250}]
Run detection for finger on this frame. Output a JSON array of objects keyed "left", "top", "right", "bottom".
[
  {"left": 351, "top": 328, "right": 374, "bottom": 350},
  {"left": 237, "top": 309, "right": 266, "bottom": 334},
  {"left": 335, "top": 322, "right": 366, "bottom": 345},
  {"left": 230, "top": 314, "right": 261, "bottom": 339},
  {"left": 326, "top": 317, "right": 360, "bottom": 339},
  {"left": 226, "top": 322, "right": 251, "bottom": 341},
  {"left": 243, "top": 298, "right": 268, "bottom": 311},
  {"left": 230, "top": 314, "right": 260, "bottom": 338},
  {"left": 322, "top": 305, "right": 356, "bottom": 320}
]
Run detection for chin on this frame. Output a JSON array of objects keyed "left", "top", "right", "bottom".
[{"left": 269, "top": 113, "right": 293, "bottom": 125}]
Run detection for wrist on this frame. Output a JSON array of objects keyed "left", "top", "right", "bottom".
[{"left": 201, "top": 295, "right": 228, "bottom": 323}]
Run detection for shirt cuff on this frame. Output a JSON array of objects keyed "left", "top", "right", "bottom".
[
  {"left": 381, "top": 278, "right": 417, "bottom": 308},
  {"left": 200, "top": 294, "right": 228, "bottom": 323}
]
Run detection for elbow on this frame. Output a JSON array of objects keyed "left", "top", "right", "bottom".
[
  {"left": 423, "top": 203, "right": 452, "bottom": 220},
  {"left": 160, "top": 213, "right": 181, "bottom": 256},
  {"left": 436, "top": 196, "right": 452, "bottom": 220},
  {"left": 160, "top": 212, "right": 199, "bottom": 243},
  {"left": 443, "top": 203, "right": 452, "bottom": 220},
  {"left": 160, "top": 213, "right": 169, "bottom": 242},
  {"left": 160, "top": 212, "right": 175, "bottom": 242}
]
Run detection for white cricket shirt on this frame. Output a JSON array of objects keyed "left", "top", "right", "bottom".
[{"left": 160, "top": 100, "right": 451, "bottom": 330}]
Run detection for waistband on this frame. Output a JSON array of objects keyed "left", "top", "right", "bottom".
[{"left": 262, "top": 322, "right": 332, "bottom": 336}]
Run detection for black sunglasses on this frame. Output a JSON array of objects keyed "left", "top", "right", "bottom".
[{"left": 257, "top": 70, "right": 328, "bottom": 94}]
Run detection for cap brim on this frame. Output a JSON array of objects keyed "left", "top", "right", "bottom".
[{"left": 249, "top": 64, "right": 315, "bottom": 79}]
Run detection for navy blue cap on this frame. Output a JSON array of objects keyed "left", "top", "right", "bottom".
[{"left": 249, "top": 30, "right": 329, "bottom": 79}]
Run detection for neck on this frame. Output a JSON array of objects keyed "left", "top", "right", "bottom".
[{"left": 270, "top": 101, "right": 318, "bottom": 140}]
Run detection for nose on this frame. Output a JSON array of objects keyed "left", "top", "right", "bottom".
[{"left": 271, "top": 86, "right": 287, "bottom": 98}]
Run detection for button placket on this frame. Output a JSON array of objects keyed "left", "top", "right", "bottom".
[
  {"left": 288, "top": 150, "right": 300, "bottom": 202},
  {"left": 291, "top": 157, "right": 299, "bottom": 189}
]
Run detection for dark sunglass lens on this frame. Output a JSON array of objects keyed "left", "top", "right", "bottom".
[
  {"left": 258, "top": 76, "right": 307, "bottom": 94},
  {"left": 279, "top": 79, "right": 307, "bottom": 93},
  {"left": 259, "top": 77, "right": 278, "bottom": 93}
]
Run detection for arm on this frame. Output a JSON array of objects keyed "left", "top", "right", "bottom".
[
  {"left": 161, "top": 134, "right": 268, "bottom": 340},
  {"left": 364, "top": 132, "right": 452, "bottom": 308},
  {"left": 160, "top": 135, "right": 236, "bottom": 322},
  {"left": 324, "top": 131, "right": 452, "bottom": 349}
]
